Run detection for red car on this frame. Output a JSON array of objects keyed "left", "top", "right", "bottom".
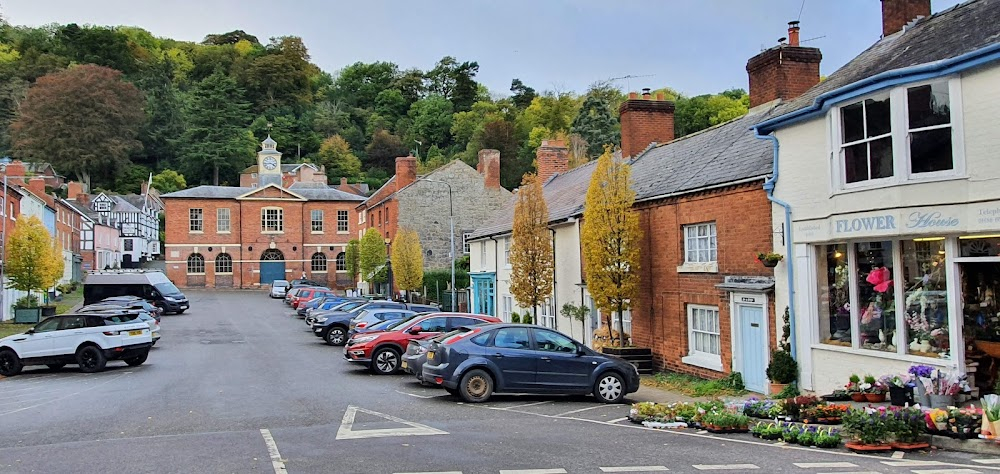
[
  {"left": 343, "top": 312, "right": 501, "bottom": 374},
  {"left": 290, "top": 288, "right": 332, "bottom": 309}
]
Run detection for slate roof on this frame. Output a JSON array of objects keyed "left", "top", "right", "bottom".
[
  {"left": 761, "top": 0, "right": 1000, "bottom": 126},
  {"left": 630, "top": 105, "right": 776, "bottom": 202},
  {"left": 241, "top": 163, "right": 319, "bottom": 174},
  {"left": 160, "top": 185, "right": 365, "bottom": 201},
  {"left": 62, "top": 199, "right": 98, "bottom": 221}
]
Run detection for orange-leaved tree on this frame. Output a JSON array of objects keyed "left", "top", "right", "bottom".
[
  {"left": 509, "top": 172, "right": 553, "bottom": 324},
  {"left": 581, "top": 147, "right": 640, "bottom": 347}
]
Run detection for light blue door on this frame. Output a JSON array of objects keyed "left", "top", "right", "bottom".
[
  {"left": 260, "top": 249, "right": 285, "bottom": 286},
  {"left": 739, "top": 304, "right": 767, "bottom": 394}
]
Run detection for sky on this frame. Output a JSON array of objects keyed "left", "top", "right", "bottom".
[{"left": 1, "top": 0, "right": 965, "bottom": 98}]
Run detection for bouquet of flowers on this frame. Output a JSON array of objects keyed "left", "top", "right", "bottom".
[
  {"left": 909, "top": 365, "right": 934, "bottom": 379},
  {"left": 880, "top": 373, "right": 913, "bottom": 388},
  {"left": 862, "top": 266, "right": 894, "bottom": 325},
  {"left": 924, "top": 369, "right": 970, "bottom": 396},
  {"left": 905, "top": 312, "right": 931, "bottom": 341}
]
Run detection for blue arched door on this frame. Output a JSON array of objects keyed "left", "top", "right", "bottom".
[{"left": 260, "top": 249, "right": 285, "bottom": 286}]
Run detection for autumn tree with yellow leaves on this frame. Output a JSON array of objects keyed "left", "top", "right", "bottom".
[
  {"left": 391, "top": 228, "right": 424, "bottom": 295},
  {"left": 509, "top": 172, "right": 553, "bottom": 324},
  {"left": 581, "top": 147, "right": 640, "bottom": 347},
  {"left": 5, "top": 216, "right": 63, "bottom": 305}
]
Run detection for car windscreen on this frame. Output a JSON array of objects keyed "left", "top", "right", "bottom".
[
  {"left": 384, "top": 314, "right": 420, "bottom": 330},
  {"left": 154, "top": 282, "right": 182, "bottom": 296},
  {"left": 336, "top": 301, "right": 365, "bottom": 311},
  {"left": 102, "top": 314, "right": 141, "bottom": 324}
]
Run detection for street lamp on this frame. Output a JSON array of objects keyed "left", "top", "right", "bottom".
[
  {"left": 384, "top": 237, "right": 394, "bottom": 300},
  {"left": 417, "top": 178, "right": 455, "bottom": 311}
]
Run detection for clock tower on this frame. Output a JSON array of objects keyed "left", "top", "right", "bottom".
[{"left": 257, "top": 135, "right": 282, "bottom": 187}]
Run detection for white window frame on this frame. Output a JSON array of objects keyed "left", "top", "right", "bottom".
[
  {"left": 335, "top": 252, "right": 347, "bottom": 272},
  {"left": 189, "top": 208, "right": 203, "bottom": 233},
  {"left": 830, "top": 76, "right": 965, "bottom": 193},
  {"left": 503, "top": 237, "right": 511, "bottom": 266},
  {"left": 539, "top": 298, "right": 555, "bottom": 329},
  {"left": 311, "top": 209, "right": 324, "bottom": 233},
  {"left": 463, "top": 232, "right": 472, "bottom": 254},
  {"left": 311, "top": 252, "right": 328, "bottom": 273},
  {"left": 216, "top": 208, "right": 231, "bottom": 233},
  {"left": 215, "top": 253, "right": 233, "bottom": 274},
  {"left": 682, "top": 304, "right": 722, "bottom": 371},
  {"left": 337, "top": 210, "right": 349, "bottom": 233},
  {"left": 679, "top": 222, "right": 717, "bottom": 273},
  {"left": 261, "top": 207, "right": 283, "bottom": 233},
  {"left": 186, "top": 253, "right": 205, "bottom": 275},
  {"left": 502, "top": 295, "right": 513, "bottom": 323},
  {"left": 611, "top": 306, "right": 632, "bottom": 339},
  {"left": 480, "top": 240, "right": 488, "bottom": 269}
]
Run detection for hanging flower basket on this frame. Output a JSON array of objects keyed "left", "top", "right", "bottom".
[{"left": 755, "top": 252, "right": 783, "bottom": 268}]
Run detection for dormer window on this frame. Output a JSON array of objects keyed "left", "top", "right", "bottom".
[{"left": 95, "top": 201, "right": 111, "bottom": 212}]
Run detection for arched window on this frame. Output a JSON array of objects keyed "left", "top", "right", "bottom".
[
  {"left": 311, "top": 252, "right": 328, "bottom": 272},
  {"left": 336, "top": 252, "right": 346, "bottom": 271},
  {"left": 215, "top": 253, "right": 233, "bottom": 274},
  {"left": 187, "top": 253, "right": 205, "bottom": 274}
]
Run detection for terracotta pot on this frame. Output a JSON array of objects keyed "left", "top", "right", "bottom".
[
  {"left": 864, "top": 392, "right": 886, "bottom": 403},
  {"left": 850, "top": 392, "right": 867, "bottom": 402},
  {"left": 845, "top": 442, "right": 893, "bottom": 453},
  {"left": 769, "top": 382, "right": 789, "bottom": 395},
  {"left": 891, "top": 441, "right": 930, "bottom": 451}
]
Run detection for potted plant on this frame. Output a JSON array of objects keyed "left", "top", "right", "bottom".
[
  {"left": 13, "top": 295, "right": 42, "bottom": 323},
  {"left": 766, "top": 350, "right": 797, "bottom": 395},
  {"left": 846, "top": 374, "right": 866, "bottom": 402},
  {"left": 814, "top": 428, "right": 843, "bottom": 449},
  {"left": 947, "top": 406, "right": 983, "bottom": 440},
  {"left": 882, "top": 373, "right": 915, "bottom": 406},
  {"left": 982, "top": 394, "right": 1000, "bottom": 438},
  {"left": 843, "top": 407, "right": 893, "bottom": 452},
  {"left": 861, "top": 374, "right": 887, "bottom": 402},
  {"left": 909, "top": 364, "right": 934, "bottom": 406},
  {"left": 889, "top": 407, "right": 929, "bottom": 450},
  {"left": 797, "top": 427, "right": 816, "bottom": 446},
  {"left": 755, "top": 252, "right": 784, "bottom": 268},
  {"left": 781, "top": 425, "right": 801, "bottom": 443}
]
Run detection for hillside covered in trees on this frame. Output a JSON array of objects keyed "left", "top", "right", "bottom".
[{"left": 0, "top": 22, "right": 751, "bottom": 193}]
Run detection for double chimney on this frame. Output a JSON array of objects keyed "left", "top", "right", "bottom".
[{"left": 393, "top": 150, "right": 503, "bottom": 192}]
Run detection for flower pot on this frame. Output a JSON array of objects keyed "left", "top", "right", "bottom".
[
  {"left": 769, "top": 382, "right": 788, "bottom": 395},
  {"left": 845, "top": 442, "right": 893, "bottom": 453},
  {"left": 13, "top": 307, "right": 41, "bottom": 323},
  {"left": 762, "top": 260, "right": 779, "bottom": 268},
  {"left": 889, "top": 386, "right": 914, "bottom": 406},
  {"left": 891, "top": 441, "right": 930, "bottom": 451},
  {"left": 929, "top": 394, "right": 955, "bottom": 408},
  {"left": 850, "top": 392, "right": 867, "bottom": 402},
  {"left": 864, "top": 392, "right": 886, "bottom": 403},
  {"left": 915, "top": 383, "right": 931, "bottom": 407}
]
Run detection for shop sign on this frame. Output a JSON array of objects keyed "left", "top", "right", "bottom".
[{"left": 792, "top": 201, "right": 999, "bottom": 243}]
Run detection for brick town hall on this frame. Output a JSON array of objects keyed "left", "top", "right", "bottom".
[{"left": 161, "top": 136, "right": 364, "bottom": 289}]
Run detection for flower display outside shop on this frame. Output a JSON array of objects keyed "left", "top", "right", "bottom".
[{"left": 755, "top": 252, "right": 783, "bottom": 267}]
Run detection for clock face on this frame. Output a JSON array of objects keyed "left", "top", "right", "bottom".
[{"left": 263, "top": 157, "right": 278, "bottom": 170}]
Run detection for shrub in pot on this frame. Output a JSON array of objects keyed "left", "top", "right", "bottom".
[
  {"left": 766, "top": 350, "right": 797, "bottom": 394},
  {"left": 843, "top": 407, "right": 892, "bottom": 451}
]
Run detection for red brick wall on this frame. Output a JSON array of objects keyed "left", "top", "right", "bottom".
[
  {"left": 746, "top": 46, "right": 822, "bottom": 108},
  {"left": 619, "top": 95, "right": 675, "bottom": 158},
  {"left": 536, "top": 140, "right": 568, "bottom": 183},
  {"left": 631, "top": 182, "right": 777, "bottom": 379},
  {"left": 882, "top": 0, "right": 930, "bottom": 36}
]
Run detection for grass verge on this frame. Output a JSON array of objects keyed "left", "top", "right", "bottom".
[
  {"left": 641, "top": 371, "right": 747, "bottom": 398},
  {"left": 0, "top": 321, "right": 30, "bottom": 339},
  {"left": 55, "top": 287, "right": 84, "bottom": 314}
]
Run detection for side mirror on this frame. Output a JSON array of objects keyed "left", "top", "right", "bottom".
[
  {"left": 26, "top": 328, "right": 35, "bottom": 335},
  {"left": 408, "top": 325, "right": 423, "bottom": 335},
  {"left": 576, "top": 344, "right": 587, "bottom": 356}
]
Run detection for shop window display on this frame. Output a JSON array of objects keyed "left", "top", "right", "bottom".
[
  {"left": 819, "top": 244, "right": 851, "bottom": 346},
  {"left": 857, "top": 241, "right": 896, "bottom": 352},
  {"left": 901, "top": 239, "right": 948, "bottom": 357}
]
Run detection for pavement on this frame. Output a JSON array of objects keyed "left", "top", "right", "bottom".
[{"left": 2, "top": 289, "right": 999, "bottom": 473}]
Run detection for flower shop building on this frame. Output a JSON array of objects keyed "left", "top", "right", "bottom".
[{"left": 755, "top": 0, "right": 1000, "bottom": 395}]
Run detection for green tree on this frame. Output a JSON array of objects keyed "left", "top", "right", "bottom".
[
  {"left": 581, "top": 148, "right": 641, "bottom": 347},
  {"left": 674, "top": 89, "right": 749, "bottom": 137},
  {"left": 10, "top": 64, "right": 145, "bottom": 190},
  {"left": 345, "top": 239, "right": 361, "bottom": 283},
  {"left": 571, "top": 94, "right": 619, "bottom": 158},
  {"left": 391, "top": 228, "right": 424, "bottom": 294},
  {"left": 359, "top": 228, "right": 387, "bottom": 287},
  {"left": 237, "top": 36, "right": 317, "bottom": 111},
  {"left": 177, "top": 70, "right": 254, "bottom": 185},
  {"left": 316, "top": 135, "right": 362, "bottom": 180},
  {"left": 5, "top": 216, "right": 61, "bottom": 303},
  {"left": 509, "top": 173, "right": 553, "bottom": 323},
  {"left": 510, "top": 78, "right": 537, "bottom": 110},
  {"left": 151, "top": 169, "right": 187, "bottom": 193},
  {"left": 406, "top": 95, "right": 453, "bottom": 149},
  {"left": 425, "top": 56, "right": 479, "bottom": 112},
  {"left": 365, "top": 129, "right": 408, "bottom": 172},
  {"left": 330, "top": 61, "right": 400, "bottom": 108}
]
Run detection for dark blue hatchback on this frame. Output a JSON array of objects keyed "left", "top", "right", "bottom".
[{"left": 422, "top": 323, "right": 640, "bottom": 404}]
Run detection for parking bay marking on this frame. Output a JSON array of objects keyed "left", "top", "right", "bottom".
[
  {"left": 336, "top": 405, "right": 449, "bottom": 440},
  {"left": 259, "top": 428, "right": 287, "bottom": 474}
]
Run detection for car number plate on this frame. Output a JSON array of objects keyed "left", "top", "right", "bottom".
[
  {"left": 427, "top": 352, "right": 435, "bottom": 360},
  {"left": 401, "top": 361, "right": 407, "bottom": 369},
  {"left": 128, "top": 330, "right": 142, "bottom": 336}
]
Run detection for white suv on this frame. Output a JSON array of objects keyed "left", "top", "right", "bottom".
[{"left": 0, "top": 313, "right": 152, "bottom": 376}]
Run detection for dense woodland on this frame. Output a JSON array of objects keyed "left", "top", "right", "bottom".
[{"left": 0, "top": 22, "right": 751, "bottom": 194}]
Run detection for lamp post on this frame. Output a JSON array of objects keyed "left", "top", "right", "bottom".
[
  {"left": 384, "top": 237, "right": 394, "bottom": 300},
  {"left": 418, "top": 178, "right": 455, "bottom": 311}
]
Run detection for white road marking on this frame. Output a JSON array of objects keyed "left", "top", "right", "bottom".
[
  {"left": 693, "top": 464, "right": 760, "bottom": 470},
  {"left": 891, "top": 451, "right": 905, "bottom": 459},
  {"left": 600, "top": 466, "right": 669, "bottom": 472},
  {"left": 910, "top": 470, "right": 982, "bottom": 474},
  {"left": 336, "top": 405, "right": 448, "bottom": 440},
  {"left": 794, "top": 462, "right": 859, "bottom": 468},
  {"left": 556, "top": 405, "right": 611, "bottom": 416},
  {"left": 259, "top": 428, "right": 287, "bottom": 474},
  {"left": 607, "top": 417, "right": 629, "bottom": 423},
  {"left": 498, "top": 470, "right": 567, "bottom": 474},
  {"left": 882, "top": 461, "right": 945, "bottom": 467},
  {"left": 506, "top": 400, "right": 553, "bottom": 409},
  {"left": 974, "top": 460, "right": 1000, "bottom": 465},
  {"left": 816, "top": 472, "right": 882, "bottom": 474},
  {"left": 394, "top": 390, "right": 440, "bottom": 399},
  {"left": 0, "top": 372, "right": 129, "bottom": 417},
  {"left": 394, "top": 472, "right": 463, "bottom": 474}
]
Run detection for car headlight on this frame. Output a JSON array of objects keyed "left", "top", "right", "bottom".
[
  {"left": 352, "top": 335, "right": 379, "bottom": 344},
  {"left": 163, "top": 296, "right": 177, "bottom": 302},
  {"left": 316, "top": 317, "right": 328, "bottom": 323}
]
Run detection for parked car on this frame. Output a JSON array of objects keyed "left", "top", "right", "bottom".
[
  {"left": 421, "top": 323, "right": 640, "bottom": 404},
  {"left": 343, "top": 312, "right": 501, "bottom": 374},
  {"left": 0, "top": 313, "right": 153, "bottom": 376},
  {"left": 298, "top": 296, "right": 363, "bottom": 317},
  {"left": 84, "top": 270, "right": 189, "bottom": 314},
  {"left": 77, "top": 307, "right": 161, "bottom": 344},
  {"left": 312, "top": 302, "right": 440, "bottom": 344},
  {"left": 270, "top": 280, "right": 289, "bottom": 298},
  {"left": 350, "top": 314, "right": 420, "bottom": 337},
  {"left": 349, "top": 309, "right": 417, "bottom": 333},
  {"left": 287, "top": 279, "right": 325, "bottom": 290},
  {"left": 402, "top": 328, "right": 472, "bottom": 383},
  {"left": 285, "top": 286, "right": 319, "bottom": 305},
  {"left": 305, "top": 300, "right": 369, "bottom": 325},
  {"left": 290, "top": 288, "right": 334, "bottom": 309},
  {"left": 304, "top": 298, "right": 365, "bottom": 320},
  {"left": 95, "top": 297, "right": 163, "bottom": 321}
]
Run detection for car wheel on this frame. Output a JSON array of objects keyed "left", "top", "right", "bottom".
[
  {"left": 0, "top": 349, "right": 23, "bottom": 376},
  {"left": 76, "top": 345, "right": 107, "bottom": 373},
  {"left": 594, "top": 371, "right": 626, "bottom": 404},
  {"left": 459, "top": 369, "right": 493, "bottom": 403},
  {"left": 370, "top": 347, "right": 400, "bottom": 375},
  {"left": 125, "top": 351, "right": 148, "bottom": 366},
  {"left": 46, "top": 363, "right": 66, "bottom": 370},
  {"left": 325, "top": 327, "right": 347, "bottom": 346}
]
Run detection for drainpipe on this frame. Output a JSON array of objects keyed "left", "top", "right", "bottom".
[
  {"left": 754, "top": 129, "right": 797, "bottom": 361},
  {"left": 550, "top": 228, "right": 557, "bottom": 331},
  {"left": 490, "top": 235, "right": 500, "bottom": 319}
]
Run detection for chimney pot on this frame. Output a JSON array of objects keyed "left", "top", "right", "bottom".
[
  {"left": 788, "top": 21, "right": 801, "bottom": 46},
  {"left": 628, "top": 92, "right": 638, "bottom": 99},
  {"left": 619, "top": 93, "right": 675, "bottom": 158},
  {"left": 655, "top": 92, "right": 665, "bottom": 101},
  {"left": 340, "top": 177, "right": 347, "bottom": 186},
  {"left": 746, "top": 21, "right": 821, "bottom": 107},
  {"left": 641, "top": 88, "right": 651, "bottom": 98}
]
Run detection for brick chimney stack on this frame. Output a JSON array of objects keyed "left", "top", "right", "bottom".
[
  {"left": 478, "top": 149, "right": 501, "bottom": 189},
  {"left": 881, "top": 0, "right": 931, "bottom": 37},
  {"left": 619, "top": 89, "right": 675, "bottom": 158},
  {"left": 535, "top": 140, "right": 568, "bottom": 184},
  {"left": 67, "top": 181, "right": 84, "bottom": 201},
  {"left": 746, "top": 22, "right": 822, "bottom": 108},
  {"left": 1, "top": 160, "right": 26, "bottom": 183},
  {"left": 27, "top": 177, "right": 46, "bottom": 197},
  {"left": 394, "top": 155, "right": 417, "bottom": 192}
]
